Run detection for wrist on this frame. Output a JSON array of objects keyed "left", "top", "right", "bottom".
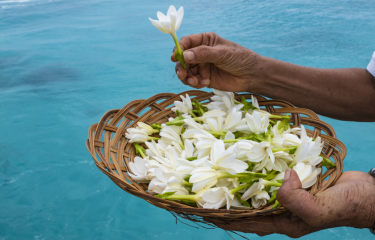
[{"left": 245, "top": 54, "right": 276, "bottom": 94}]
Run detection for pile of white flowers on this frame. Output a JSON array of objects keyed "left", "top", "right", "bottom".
[{"left": 125, "top": 89, "right": 335, "bottom": 210}]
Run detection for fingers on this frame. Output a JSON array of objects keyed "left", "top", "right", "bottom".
[
  {"left": 182, "top": 45, "right": 227, "bottom": 65},
  {"left": 171, "top": 32, "right": 221, "bottom": 62},
  {"left": 204, "top": 212, "right": 320, "bottom": 238},
  {"left": 277, "top": 169, "right": 323, "bottom": 227},
  {"left": 175, "top": 61, "right": 211, "bottom": 89}
]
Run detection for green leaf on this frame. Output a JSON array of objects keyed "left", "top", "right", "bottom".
[
  {"left": 320, "top": 155, "right": 336, "bottom": 168},
  {"left": 289, "top": 146, "right": 298, "bottom": 154},
  {"left": 235, "top": 193, "right": 251, "bottom": 207},
  {"left": 155, "top": 191, "right": 177, "bottom": 199},
  {"left": 272, "top": 200, "right": 282, "bottom": 209},
  {"left": 246, "top": 162, "right": 256, "bottom": 172},
  {"left": 264, "top": 170, "right": 279, "bottom": 181},
  {"left": 183, "top": 175, "right": 191, "bottom": 182},
  {"left": 180, "top": 200, "right": 197, "bottom": 207},
  {"left": 166, "top": 116, "right": 185, "bottom": 126},
  {"left": 267, "top": 190, "right": 278, "bottom": 204}
]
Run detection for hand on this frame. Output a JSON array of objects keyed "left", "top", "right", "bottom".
[
  {"left": 204, "top": 169, "right": 375, "bottom": 238},
  {"left": 171, "top": 32, "right": 261, "bottom": 92}
]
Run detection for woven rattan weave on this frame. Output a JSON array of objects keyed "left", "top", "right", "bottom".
[{"left": 86, "top": 90, "right": 346, "bottom": 224}]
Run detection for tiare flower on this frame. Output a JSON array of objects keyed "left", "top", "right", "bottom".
[
  {"left": 207, "top": 140, "right": 248, "bottom": 175},
  {"left": 241, "top": 179, "right": 281, "bottom": 201},
  {"left": 125, "top": 128, "right": 160, "bottom": 143},
  {"left": 149, "top": 5, "right": 186, "bottom": 68},
  {"left": 244, "top": 111, "right": 270, "bottom": 134},
  {"left": 172, "top": 94, "right": 193, "bottom": 115},
  {"left": 163, "top": 176, "right": 189, "bottom": 195},
  {"left": 207, "top": 89, "right": 241, "bottom": 112},
  {"left": 148, "top": 168, "right": 181, "bottom": 194},
  {"left": 291, "top": 125, "right": 323, "bottom": 166},
  {"left": 197, "top": 187, "right": 234, "bottom": 210},
  {"left": 251, "top": 190, "right": 270, "bottom": 208},
  {"left": 129, "top": 156, "right": 150, "bottom": 183},
  {"left": 293, "top": 162, "right": 322, "bottom": 188}
]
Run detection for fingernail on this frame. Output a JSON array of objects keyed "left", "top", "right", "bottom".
[
  {"left": 183, "top": 51, "right": 195, "bottom": 61},
  {"left": 201, "top": 79, "right": 210, "bottom": 86},
  {"left": 284, "top": 168, "right": 291, "bottom": 181},
  {"left": 187, "top": 78, "right": 195, "bottom": 86}
]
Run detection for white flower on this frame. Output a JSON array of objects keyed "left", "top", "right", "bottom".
[
  {"left": 125, "top": 128, "right": 149, "bottom": 143},
  {"left": 194, "top": 132, "right": 218, "bottom": 150},
  {"left": 199, "top": 109, "right": 227, "bottom": 120},
  {"left": 189, "top": 167, "right": 222, "bottom": 192},
  {"left": 208, "top": 141, "right": 248, "bottom": 175},
  {"left": 184, "top": 118, "right": 204, "bottom": 130},
  {"left": 235, "top": 118, "right": 251, "bottom": 133},
  {"left": 251, "top": 190, "right": 270, "bottom": 208},
  {"left": 223, "top": 106, "right": 243, "bottom": 132},
  {"left": 129, "top": 156, "right": 150, "bottom": 183},
  {"left": 247, "top": 141, "right": 274, "bottom": 171},
  {"left": 282, "top": 133, "right": 302, "bottom": 147},
  {"left": 207, "top": 89, "right": 241, "bottom": 112},
  {"left": 176, "top": 156, "right": 208, "bottom": 176},
  {"left": 293, "top": 163, "right": 322, "bottom": 189},
  {"left": 205, "top": 115, "right": 224, "bottom": 132},
  {"left": 148, "top": 168, "right": 180, "bottom": 194},
  {"left": 231, "top": 196, "right": 252, "bottom": 209},
  {"left": 241, "top": 180, "right": 264, "bottom": 201},
  {"left": 163, "top": 176, "right": 189, "bottom": 195},
  {"left": 251, "top": 95, "right": 260, "bottom": 109},
  {"left": 159, "top": 125, "right": 182, "bottom": 146},
  {"left": 245, "top": 111, "right": 269, "bottom": 134},
  {"left": 272, "top": 151, "right": 292, "bottom": 172},
  {"left": 197, "top": 187, "right": 234, "bottom": 210},
  {"left": 145, "top": 140, "right": 163, "bottom": 158},
  {"left": 235, "top": 140, "right": 258, "bottom": 159},
  {"left": 149, "top": 5, "right": 184, "bottom": 34},
  {"left": 137, "top": 122, "right": 157, "bottom": 135},
  {"left": 293, "top": 126, "right": 323, "bottom": 165},
  {"left": 171, "top": 94, "right": 193, "bottom": 115}
]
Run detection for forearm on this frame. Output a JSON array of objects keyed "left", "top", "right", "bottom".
[{"left": 250, "top": 56, "right": 375, "bottom": 121}]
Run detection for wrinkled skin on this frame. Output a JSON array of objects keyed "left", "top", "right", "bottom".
[
  {"left": 204, "top": 169, "right": 375, "bottom": 238},
  {"left": 171, "top": 32, "right": 260, "bottom": 91},
  {"left": 171, "top": 32, "right": 375, "bottom": 237}
]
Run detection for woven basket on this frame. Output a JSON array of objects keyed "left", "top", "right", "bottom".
[{"left": 86, "top": 90, "right": 346, "bottom": 225}]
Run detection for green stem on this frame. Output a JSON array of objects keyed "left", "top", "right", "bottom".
[
  {"left": 179, "top": 142, "right": 185, "bottom": 150},
  {"left": 230, "top": 184, "right": 251, "bottom": 194},
  {"left": 267, "top": 190, "right": 278, "bottom": 204},
  {"left": 186, "top": 157, "right": 197, "bottom": 161},
  {"left": 148, "top": 137, "right": 160, "bottom": 141},
  {"left": 262, "top": 179, "right": 282, "bottom": 188},
  {"left": 171, "top": 33, "right": 186, "bottom": 69},
  {"left": 164, "top": 194, "right": 198, "bottom": 201},
  {"left": 269, "top": 114, "right": 289, "bottom": 119},
  {"left": 183, "top": 180, "right": 193, "bottom": 187},
  {"left": 288, "top": 160, "right": 297, "bottom": 168},
  {"left": 133, "top": 143, "right": 146, "bottom": 158},
  {"left": 272, "top": 146, "right": 297, "bottom": 153},
  {"left": 206, "top": 130, "right": 226, "bottom": 136}
]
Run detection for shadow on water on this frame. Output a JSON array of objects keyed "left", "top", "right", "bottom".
[{"left": 22, "top": 65, "right": 78, "bottom": 86}]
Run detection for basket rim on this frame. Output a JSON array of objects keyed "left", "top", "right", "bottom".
[{"left": 86, "top": 90, "right": 346, "bottom": 219}]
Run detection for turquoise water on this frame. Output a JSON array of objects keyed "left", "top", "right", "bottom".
[{"left": 0, "top": 0, "right": 375, "bottom": 239}]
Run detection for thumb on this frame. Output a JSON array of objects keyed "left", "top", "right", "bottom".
[
  {"left": 183, "top": 45, "right": 226, "bottom": 65},
  {"left": 277, "top": 169, "right": 322, "bottom": 225}
]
